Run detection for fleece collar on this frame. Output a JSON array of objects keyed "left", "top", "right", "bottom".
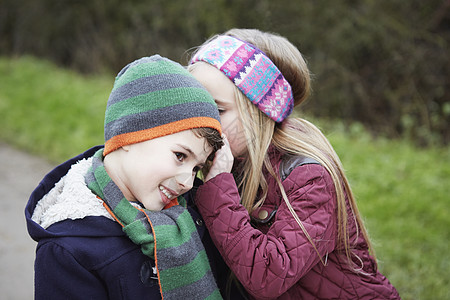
[{"left": 31, "top": 157, "right": 114, "bottom": 229}]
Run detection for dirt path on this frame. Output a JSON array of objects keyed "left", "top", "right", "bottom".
[{"left": 0, "top": 143, "right": 53, "bottom": 300}]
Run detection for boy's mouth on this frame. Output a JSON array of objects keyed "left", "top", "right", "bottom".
[{"left": 159, "top": 185, "right": 176, "bottom": 201}]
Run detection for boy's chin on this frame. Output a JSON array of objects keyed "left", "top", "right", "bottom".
[{"left": 130, "top": 199, "right": 164, "bottom": 211}]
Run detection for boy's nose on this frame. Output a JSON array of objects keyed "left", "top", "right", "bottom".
[{"left": 175, "top": 172, "right": 194, "bottom": 190}]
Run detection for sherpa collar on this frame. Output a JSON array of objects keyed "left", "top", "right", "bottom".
[{"left": 31, "top": 157, "right": 113, "bottom": 229}]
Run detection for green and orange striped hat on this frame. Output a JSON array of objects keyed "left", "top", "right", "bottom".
[{"left": 103, "top": 55, "right": 222, "bottom": 156}]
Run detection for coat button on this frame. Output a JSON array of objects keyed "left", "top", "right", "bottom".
[
  {"left": 258, "top": 209, "right": 269, "bottom": 220},
  {"left": 195, "top": 219, "right": 204, "bottom": 226}
]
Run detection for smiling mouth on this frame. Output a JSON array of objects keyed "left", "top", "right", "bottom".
[{"left": 159, "top": 185, "right": 176, "bottom": 200}]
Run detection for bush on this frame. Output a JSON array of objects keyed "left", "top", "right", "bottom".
[{"left": 1, "top": 0, "right": 448, "bottom": 145}]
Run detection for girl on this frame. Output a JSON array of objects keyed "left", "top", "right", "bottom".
[{"left": 188, "top": 29, "right": 400, "bottom": 299}]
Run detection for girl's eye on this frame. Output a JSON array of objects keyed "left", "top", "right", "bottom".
[{"left": 175, "top": 152, "right": 186, "bottom": 162}]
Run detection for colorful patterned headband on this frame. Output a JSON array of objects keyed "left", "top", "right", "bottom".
[{"left": 190, "top": 35, "right": 294, "bottom": 122}]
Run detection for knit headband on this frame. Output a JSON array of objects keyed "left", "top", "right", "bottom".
[
  {"left": 190, "top": 35, "right": 294, "bottom": 122},
  {"left": 104, "top": 55, "right": 222, "bottom": 156}
]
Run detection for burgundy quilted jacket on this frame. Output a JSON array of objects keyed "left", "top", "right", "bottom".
[{"left": 195, "top": 148, "right": 400, "bottom": 299}]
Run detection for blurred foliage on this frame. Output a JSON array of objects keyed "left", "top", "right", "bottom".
[{"left": 0, "top": 0, "right": 449, "bottom": 146}]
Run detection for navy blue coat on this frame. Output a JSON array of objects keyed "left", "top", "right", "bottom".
[{"left": 25, "top": 146, "right": 243, "bottom": 300}]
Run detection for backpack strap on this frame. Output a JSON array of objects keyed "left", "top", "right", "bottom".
[{"left": 279, "top": 154, "right": 320, "bottom": 181}]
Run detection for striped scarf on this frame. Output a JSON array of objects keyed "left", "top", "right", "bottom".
[{"left": 85, "top": 149, "right": 222, "bottom": 299}]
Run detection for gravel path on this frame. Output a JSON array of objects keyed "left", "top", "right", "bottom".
[{"left": 0, "top": 143, "right": 53, "bottom": 300}]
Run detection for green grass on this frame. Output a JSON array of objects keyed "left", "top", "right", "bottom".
[
  {"left": 324, "top": 123, "right": 450, "bottom": 299},
  {"left": 0, "top": 56, "right": 111, "bottom": 162},
  {"left": 1, "top": 56, "right": 449, "bottom": 299}
]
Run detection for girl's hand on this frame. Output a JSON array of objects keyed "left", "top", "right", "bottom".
[{"left": 205, "top": 134, "right": 234, "bottom": 182}]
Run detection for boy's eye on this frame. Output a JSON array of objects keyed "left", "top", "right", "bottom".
[
  {"left": 175, "top": 152, "right": 186, "bottom": 162},
  {"left": 193, "top": 166, "right": 201, "bottom": 173},
  {"left": 218, "top": 108, "right": 225, "bottom": 115}
]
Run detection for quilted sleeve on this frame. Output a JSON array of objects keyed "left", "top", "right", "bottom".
[{"left": 195, "top": 165, "right": 337, "bottom": 299}]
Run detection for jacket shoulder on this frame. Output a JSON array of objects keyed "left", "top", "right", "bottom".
[
  {"left": 279, "top": 154, "right": 321, "bottom": 181},
  {"left": 35, "top": 223, "right": 162, "bottom": 299}
]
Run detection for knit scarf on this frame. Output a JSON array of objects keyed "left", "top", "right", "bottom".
[{"left": 85, "top": 149, "right": 222, "bottom": 300}]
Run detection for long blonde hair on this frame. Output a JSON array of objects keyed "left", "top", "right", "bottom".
[{"left": 193, "top": 28, "right": 376, "bottom": 272}]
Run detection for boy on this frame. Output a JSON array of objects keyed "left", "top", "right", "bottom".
[{"left": 26, "top": 55, "right": 224, "bottom": 299}]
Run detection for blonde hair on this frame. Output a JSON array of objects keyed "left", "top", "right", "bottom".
[{"left": 192, "top": 28, "right": 376, "bottom": 272}]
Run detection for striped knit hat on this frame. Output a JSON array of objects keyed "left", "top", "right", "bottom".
[{"left": 103, "top": 55, "right": 222, "bottom": 156}]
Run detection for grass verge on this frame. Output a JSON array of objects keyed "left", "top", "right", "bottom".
[
  {"left": 1, "top": 56, "right": 449, "bottom": 299},
  {"left": 0, "top": 56, "right": 111, "bottom": 162}
]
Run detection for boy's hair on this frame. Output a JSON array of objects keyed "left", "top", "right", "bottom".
[
  {"left": 103, "top": 55, "right": 222, "bottom": 156},
  {"left": 192, "top": 127, "right": 224, "bottom": 161}
]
